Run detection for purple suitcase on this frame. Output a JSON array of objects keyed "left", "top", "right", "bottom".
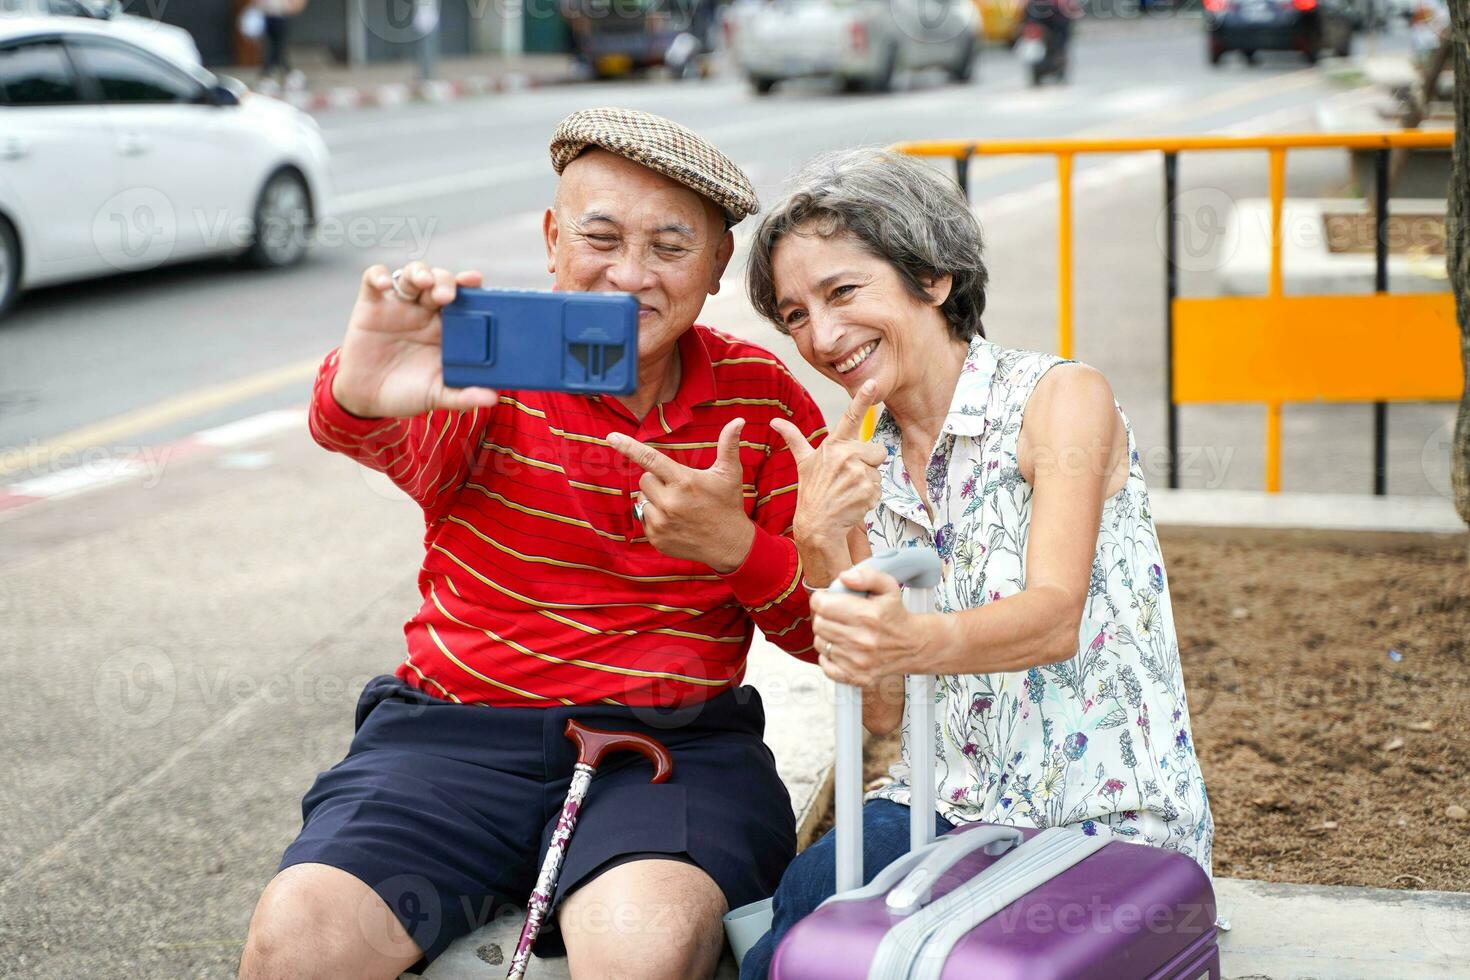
[{"left": 768, "top": 548, "right": 1219, "bottom": 980}]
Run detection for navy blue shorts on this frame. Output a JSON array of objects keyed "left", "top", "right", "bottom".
[{"left": 279, "top": 675, "right": 797, "bottom": 971}]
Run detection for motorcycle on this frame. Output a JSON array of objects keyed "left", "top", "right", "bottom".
[
  {"left": 1018, "top": 0, "right": 1074, "bottom": 86},
  {"left": 1018, "top": 20, "right": 1066, "bottom": 85}
]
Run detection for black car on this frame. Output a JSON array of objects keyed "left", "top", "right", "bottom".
[
  {"left": 1203, "top": 0, "right": 1355, "bottom": 65},
  {"left": 561, "top": 0, "right": 716, "bottom": 79}
]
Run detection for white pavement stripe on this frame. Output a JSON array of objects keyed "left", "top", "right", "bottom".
[
  {"left": 10, "top": 458, "right": 148, "bottom": 499},
  {"left": 193, "top": 409, "right": 307, "bottom": 448},
  {"left": 5, "top": 408, "right": 310, "bottom": 508},
  {"left": 333, "top": 158, "right": 551, "bottom": 213}
]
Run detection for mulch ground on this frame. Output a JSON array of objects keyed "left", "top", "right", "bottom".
[{"left": 819, "top": 526, "right": 1470, "bottom": 892}]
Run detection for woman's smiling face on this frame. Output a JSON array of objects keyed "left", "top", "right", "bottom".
[{"left": 771, "top": 228, "right": 951, "bottom": 404}]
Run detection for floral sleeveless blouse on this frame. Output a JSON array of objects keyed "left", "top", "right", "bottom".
[{"left": 865, "top": 337, "right": 1213, "bottom": 875}]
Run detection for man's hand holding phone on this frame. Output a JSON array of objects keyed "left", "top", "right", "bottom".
[{"left": 331, "top": 261, "right": 501, "bottom": 419}]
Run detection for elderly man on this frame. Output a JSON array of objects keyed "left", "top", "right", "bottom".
[{"left": 238, "top": 109, "right": 830, "bottom": 980}]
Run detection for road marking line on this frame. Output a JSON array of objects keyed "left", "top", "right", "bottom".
[
  {"left": 194, "top": 409, "right": 307, "bottom": 448},
  {"left": 9, "top": 457, "right": 147, "bottom": 499},
  {"left": 0, "top": 359, "right": 319, "bottom": 480}
]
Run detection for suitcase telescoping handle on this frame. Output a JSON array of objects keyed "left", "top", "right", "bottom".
[{"left": 827, "top": 547, "right": 943, "bottom": 893}]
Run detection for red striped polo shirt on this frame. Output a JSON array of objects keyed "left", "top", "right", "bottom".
[{"left": 309, "top": 324, "right": 827, "bottom": 708}]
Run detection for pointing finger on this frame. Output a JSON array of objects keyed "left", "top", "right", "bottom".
[
  {"left": 607, "top": 432, "right": 684, "bottom": 481},
  {"left": 769, "top": 418, "right": 815, "bottom": 464}
]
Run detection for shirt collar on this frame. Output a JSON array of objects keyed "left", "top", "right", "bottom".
[
  {"left": 597, "top": 325, "right": 717, "bottom": 432},
  {"left": 940, "top": 336, "right": 999, "bottom": 438},
  {"left": 660, "top": 325, "right": 716, "bottom": 433}
]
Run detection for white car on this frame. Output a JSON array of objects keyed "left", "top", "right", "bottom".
[
  {"left": 0, "top": 17, "right": 330, "bottom": 316},
  {"left": 724, "top": 0, "right": 980, "bottom": 94},
  {"left": 0, "top": 0, "right": 201, "bottom": 65}
]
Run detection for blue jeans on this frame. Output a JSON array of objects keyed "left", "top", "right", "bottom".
[{"left": 738, "top": 799, "right": 954, "bottom": 980}]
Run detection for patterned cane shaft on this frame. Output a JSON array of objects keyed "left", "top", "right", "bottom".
[{"left": 507, "top": 764, "right": 595, "bottom": 980}]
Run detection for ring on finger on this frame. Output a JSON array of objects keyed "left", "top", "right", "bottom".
[
  {"left": 632, "top": 496, "right": 646, "bottom": 522},
  {"left": 390, "top": 268, "right": 419, "bottom": 303},
  {"left": 824, "top": 638, "right": 834, "bottom": 657}
]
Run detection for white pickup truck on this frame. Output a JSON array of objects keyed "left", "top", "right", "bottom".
[{"left": 724, "top": 0, "right": 979, "bottom": 94}]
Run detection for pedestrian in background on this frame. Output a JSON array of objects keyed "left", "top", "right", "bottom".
[{"left": 250, "top": 0, "right": 307, "bottom": 91}]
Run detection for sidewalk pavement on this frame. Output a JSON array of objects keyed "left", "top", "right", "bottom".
[{"left": 220, "top": 52, "right": 580, "bottom": 113}]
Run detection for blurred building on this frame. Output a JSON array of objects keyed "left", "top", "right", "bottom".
[{"left": 152, "top": 0, "right": 571, "bottom": 68}]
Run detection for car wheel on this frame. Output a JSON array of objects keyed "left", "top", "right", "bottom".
[
  {"left": 948, "top": 32, "right": 977, "bottom": 83},
  {"left": 1336, "top": 31, "right": 1352, "bottom": 58},
  {"left": 0, "top": 218, "right": 19, "bottom": 319},
  {"left": 246, "top": 169, "right": 311, "bottom": 268},
  {"left": 1208, "top": 39, "right": 1226, "bottom": 66},
  {"left": 750, "top": 75, "right": 776, "bottom": 95},
  {"left": 1242, "top": 48, "right": 1258, "bottom": 64}
]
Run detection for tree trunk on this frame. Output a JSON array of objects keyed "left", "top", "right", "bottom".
[{"left": 1450, "top": 1, "right": 1470, "bottom": 541}]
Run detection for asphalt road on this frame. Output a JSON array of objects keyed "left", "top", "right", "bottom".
[{"left": 0, "top": 18, "right": 1412, "bottom": 463}]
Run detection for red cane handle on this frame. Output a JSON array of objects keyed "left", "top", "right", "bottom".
[{"left": 563, "top": 720, "right": 673, "bottom": 783}]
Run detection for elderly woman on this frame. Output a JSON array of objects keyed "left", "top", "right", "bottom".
[{"left": 737, "top": 149, "right": 1213, "bottom": 978}]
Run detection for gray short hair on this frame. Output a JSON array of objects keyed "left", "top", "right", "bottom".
[{"left": 747, "top": 148, "right": 988, "bottom": 340}]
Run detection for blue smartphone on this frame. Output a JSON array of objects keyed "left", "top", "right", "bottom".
[{"left": 441, "top": 288, "right": 639, "bottom": 396}]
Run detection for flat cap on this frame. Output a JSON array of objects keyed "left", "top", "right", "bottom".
[{"left": 550, "top": 107, "right": 758, "bottom": 225}]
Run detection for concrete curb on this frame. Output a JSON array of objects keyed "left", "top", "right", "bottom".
[
  {"left": 264, "top": 69, "right": 579, "bottom": 115},
  {"left": 1151, "top": 487, "right": 1463, "bottom": 535}
]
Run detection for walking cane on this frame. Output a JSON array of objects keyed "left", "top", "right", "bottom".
[{"left": 506, "top": 719, "right": 674, "bottom": 980}]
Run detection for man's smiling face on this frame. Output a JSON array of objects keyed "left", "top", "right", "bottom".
[{"left": 545, "top": 149, "right": 734, "bottom": 365}]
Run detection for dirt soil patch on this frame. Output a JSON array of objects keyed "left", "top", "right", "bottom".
[{"left": 817, "top": 526, "right": 1470, "bottom": 892}]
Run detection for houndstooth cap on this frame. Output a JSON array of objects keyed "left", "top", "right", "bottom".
[{"left": 550, "top": 107, "right": 758, "bottom": 226}]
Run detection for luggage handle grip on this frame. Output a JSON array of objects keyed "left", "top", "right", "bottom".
[
  {"left": 827, "top": 547, "right": 943, "bottom": 599},
  {"left": 883, "top": 826, "right": 1024, "bottom": 915},
  {"left": 829, "top": 547, "right": 944, "bottom": 893}
]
